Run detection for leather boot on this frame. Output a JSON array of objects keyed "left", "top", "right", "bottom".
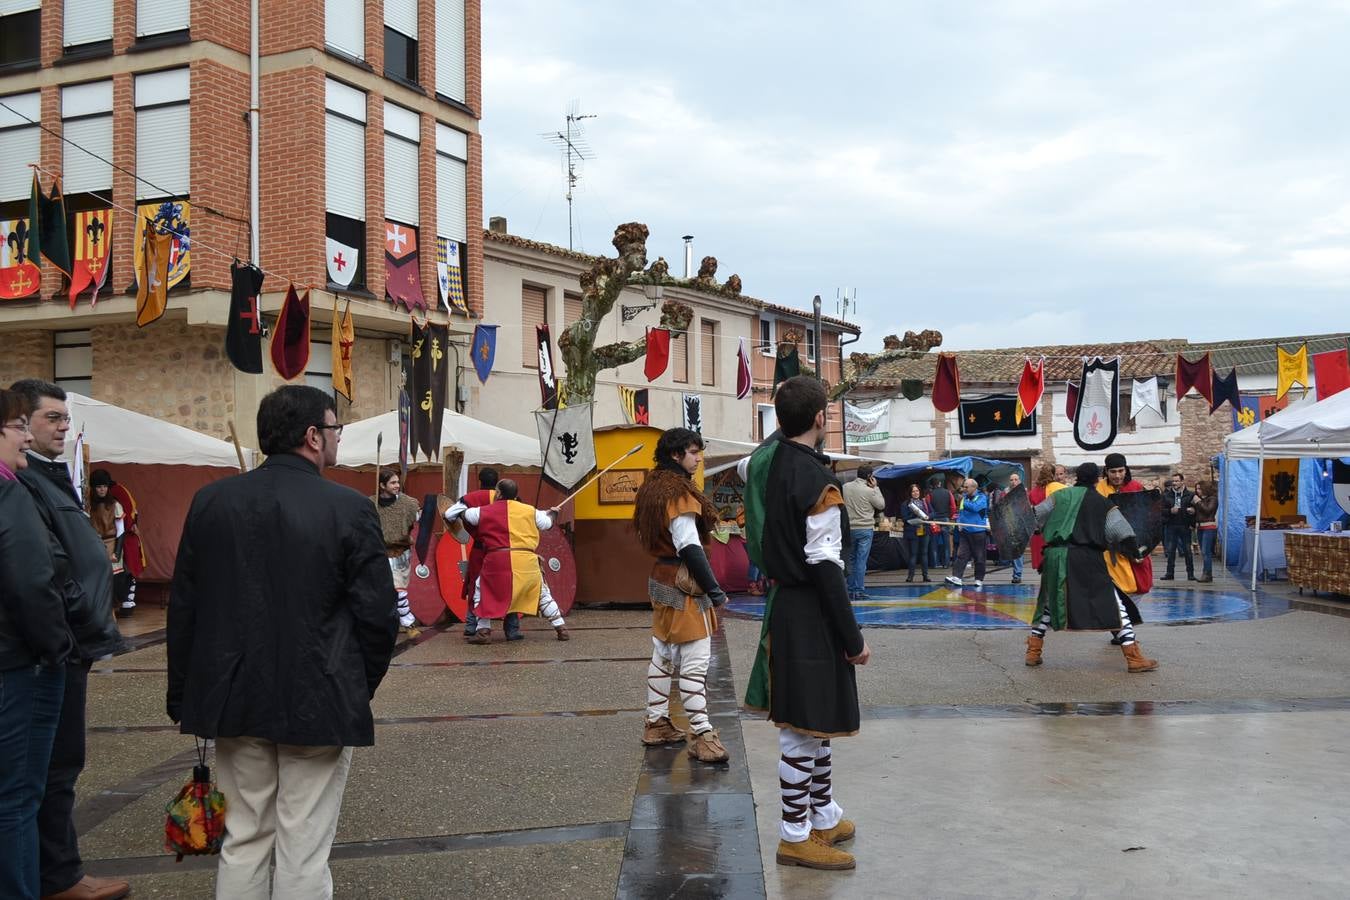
[
  {"left": 776, "top": 834, "right": 856, "bottom": 870},
  {"left": 467, "top": 629, "right": 492, "bottom": 645},
  {"left": 641, "top": 716, "right": 686, "bottom": 745},
  {"left": 1121, "top": 642, "right": 1158, "bottom": 673},
  {"left": 1025, "top": 634, "right": 1044, "bottom": 667},
  {"left": 42, "top": 875, "right": 131, "bottom": 900},
  {"left": 812, "top": 818, "right": 856, "bottom": 845},
  {"left": 554, "top": 624, "right": 570, "bottom": 641},
  {"left": 687, "top": 729, "right": 730, "bottom": 763}
]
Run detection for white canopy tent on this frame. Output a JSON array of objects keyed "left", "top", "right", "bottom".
[
  {"left": 335, "top": 408, "right": 541, "bottom": 469},
  {"left": 62, "top": 392, "right": 254, "bottom": 469},
  {"left": 701, "top": 436, "right": 891, "bottom": 477},
  {"left": 1220, "top": 391, "right": 1350, "bottom": 589}
]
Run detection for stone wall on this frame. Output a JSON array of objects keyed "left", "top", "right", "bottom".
[{"left": 0, "top": 330, "right": 54, "bottom": 386}]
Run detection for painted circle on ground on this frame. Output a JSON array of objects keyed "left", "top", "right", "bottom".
[{"left": 724, "top": 583, "right": 1282, "bottom": 629}]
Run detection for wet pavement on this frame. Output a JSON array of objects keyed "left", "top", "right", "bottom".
[{"left": 75, "top": 567, "right": 1350, "bottom": 898}]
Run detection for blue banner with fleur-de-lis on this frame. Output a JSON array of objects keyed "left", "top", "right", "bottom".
[{"left": 471, "top": 324, "right": 497, "bottom": 384}]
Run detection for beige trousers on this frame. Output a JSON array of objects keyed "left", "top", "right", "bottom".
[{"left": 213, "top": 737, "right": 353, "bottom": 900}]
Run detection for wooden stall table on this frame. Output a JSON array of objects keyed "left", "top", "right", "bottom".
[{"left": 1284, "top": 530, "right": 1350, "bottom": 595}]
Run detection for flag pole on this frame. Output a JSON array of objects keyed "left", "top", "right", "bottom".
[
  {"left": 555, "top": 443, "right": 646, "bottom": 510},
  {"left": 534, "top": 398, "right": 564, "bottom": 506},
  {"left": 226, "top": 420, "right": 248, "bottom": 471},
  {"left": 375, "top": 432, "right": 383, "bottom": 497}
]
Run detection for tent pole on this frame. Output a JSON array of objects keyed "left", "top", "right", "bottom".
[
  {"left": 1220, "top": 453, "right": 1229, "bottom": 576},
  {"left": 1251, "top": 451, "right": 1264, "bottom": 591}
]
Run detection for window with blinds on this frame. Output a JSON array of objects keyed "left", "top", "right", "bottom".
[
  {"left": 383, "top": 102, "right": 419, "bottom": 225},
  {"left": 434, "top": 123, "right": 466, "bottom": 242},
  {"left": 325, "top": 0, "right": 364, "bottom": 59},
  {"left": 671, "top": 330, "right": 688, "bottom": 383},
  {"left": 134, "top": 70, "right": 190, "bottom": 199},
  {"left": 700, "top": 319, "right": 717, "bottom": 386},
  {"left": 434, "top": 0, "right": 466, "bottom": 102},
  {"left": 136, "top": 0, "right": 190, "bottom": 38},
  {"left": 1, "top": 2, "right": 40, "bottom": 67},
  {"left": 384, "top": 0, "right": 419, "bottom": 84},
  {"left": 65, "top": 0, "right": 113, "bottom": 48},
  {"left": 62, "top": 81, "right": 113, "bottom": 193},
  {"left": 325, "top": 79, "right": 365, "bottom": 220},
  {"left": 521, "top": 285, "right": 547, "bottom": 367},
  {"left": 53, "top": 330, "right": 93, "bottom": 397},
  {"left": 0, "top": 91, "right": 40, "bottom": 201}
]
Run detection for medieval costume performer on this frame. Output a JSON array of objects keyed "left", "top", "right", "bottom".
[
  {"left": 444, "top": 479, "right": 568, "bottom": 643},
  {"left": 454, "top": 467, "right": 520, "bottom": 641},
  {"left": 633, "top": 428, "right": 729, "bottom": 764},
  {"left": 88, "top": 468, "right": 141, "bottom": 617},
  {"left": 1026, "top": 463, "right": 1159, "bottom": 673},
  {"left": 371, "top": 469, "right": 421, "bottom": 634},
  {"left": 1027, "top": 463, "right": 1067, "bottom": 571},
  {"left": 741, "top": 376, "right": 867, "bottom": 872},
  {"left": 1096, "top": 451, "right": 1153, "bottom": 643}
]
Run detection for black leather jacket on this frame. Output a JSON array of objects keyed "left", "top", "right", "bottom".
[
  {"left": 18, "top": 452, "right": 123, "bottom": 660},
  {"left": 0, "top": 478, "right": 75, "bottom": 669}
]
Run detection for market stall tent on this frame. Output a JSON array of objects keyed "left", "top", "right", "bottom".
[{"left": 334, "top": 408, "right": 541, "bottom": 469}]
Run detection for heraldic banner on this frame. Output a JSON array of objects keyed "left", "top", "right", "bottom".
[
  {"left": 957, "top": 394, "right": 1036, "bottom": 439},
  {"left": 535, "top": 402, "right": 596, "bottom": 491}
]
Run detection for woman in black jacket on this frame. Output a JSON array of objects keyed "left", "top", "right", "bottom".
[{"left": 0, "top": 388, "right": 73, "bottom": 900}]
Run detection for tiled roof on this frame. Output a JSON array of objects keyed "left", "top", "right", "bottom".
[
  {"left": 483, "top": 229, "right": 860, "bottom": 333},
  {"left": 851, "top": 333, "right": 1350, "bottom": 389}
]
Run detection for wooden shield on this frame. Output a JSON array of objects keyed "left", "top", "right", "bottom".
[
  {"left": 435, "top": 532, "right": 471, "bottom": 623},
  {"left": 405, "top": 523, "right": 447, "bottom": 625},
  {"left": 536, "top": 528, "right": 577, "bottom": 616}
]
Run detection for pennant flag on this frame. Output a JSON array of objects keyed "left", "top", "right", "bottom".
[
  {"left": 270, "top": 283, "right": 311, "bottom": 379},
  {"left": 470, "top": 324, "right": 497, "bottom": 383},
  {"left": 225, "top": 260, "right": 265, "bottom": 374},
  {"left": 0, "top": 217, "right": 40, "bottom": 299},
  {"left": 900, "top": 379, "right": 924, "bottom": 402},
  {"left": 771, "top": 345, "right": 800, "bottom": 393},
  {"left": 408, "top": 321, "right": 449, "bottom": 460},
  {"left": 384, "top": 221, "right": 426, "bottom": 311},
  {"left": 1261, "top": 458, "right": 1299, "bottom": 518},
  {"left": 1233, "top": 395, "right": 1259, "bottom": 431},
  {"left": 535, "top": 402, "right": 596, "bottom": 490},
  {"left": 1073, "top": 357, "right": 1120, "bottom": 451},
  {"left": 1015, "top": 357, "right": 1045, "bottom": 425},
  {"left": 1332, "top": 460, "right": 1350, "bottom": 515},
  {"left": 1313, "top": 348, "right": 1350, "bottom": 400},
  {"left": 1273, "top": 343, "right": 1308, "bottom": 400},
  {"left": 332, "top": 299, "right": 355, "bottom": 400},
  {"left": 1209, "top": 368, "right": 1239, "bottom": 414},
  {"left": 645, "top": 327, "right": 671, "bottom": 381},
  {"left": 326, "top": 237, "right": 359, "bottom": 289},
  {"left": 537, "top": 324, "right": 559, "bottom": 409},
  {"left": 958, "top": 394, "right": 1036, "bottom": 438},
  {"left": 556, "top": 380, "right": 569, "bottom": 409},
  {"left": 1258, "top": 394, "right": 1289, "bottom": 421},
  {"left": 28, "top": 173, "right": 72, "bottom": 277},
  {"left": 68, "top": 208, "right": 112, "bottom": 308},
  {"left": 618, "top": 385, "right": 649, "bottom": 425},
  {"left": 682, "top": 393, "right": 703, "bottom": 433},
  {"left": 397, "top": 386, "right": 411, "bottom": 479},
  {"left": 134, "top": 219, "right": 172, "bottom": 327},
  {"left": 437, "top": 237, "right": 469, "bottom": 314},
  {"left": 71, "top": 428, "right": 85, "bottom": 505},
  {"left": 425, "top": 320, "right": 447, "bottom": 452},
  {"left": 735, "top": 336, "right": 752, "bottom": 400},
  {"left": 132, "top": 200, "right": 190, "bottom": 291},
  {"left": 1131, "top": 376, "right": 1162, "bottom": 420},
  {"left": 1175, "top": 352, "right": 1213, "bottom": 405},
  {"left": 1065, "top": 381, "right": 1080, "bottom": 423},
  {"left": 932, "top": 353, "right": 961, "bottom": 413}
]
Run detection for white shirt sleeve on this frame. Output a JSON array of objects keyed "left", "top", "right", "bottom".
[
  {"left": 670, "top": 513, "right": 701, "bottom": 552},
  {"left": 736, "top": 456, "right": 750, "bottom": 481},
  {"left": 535, "top": 508, "right": 555, "bottom": 530},
  {"left": 805, "top": 507, "right": 844, "bottom": 569},
  {"left": 463, "top": 507, "right": 480, "bottom": 527},
  {"left": 443, "top": 501, "right": 468, "bottom": 522}
]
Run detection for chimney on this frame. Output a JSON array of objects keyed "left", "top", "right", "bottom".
[
  {"left": 682, "top": 235, "right": 694, "bottom": 277},
  {"left": 489, "top": 216, "right": 508, "bottom": 234}
]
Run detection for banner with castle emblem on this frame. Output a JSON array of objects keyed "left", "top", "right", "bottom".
[
  {"left": 0, "top": 217, "right": 40, "bottom": 299},
  {"left": 437, "top": 237, "right": 468, "bottom": 314},
  {"left": 535, "top": 402, "right": 596, "bottom": 490},
  {"left": 133, "top": 201, "right": 190, "bottom": 291}
]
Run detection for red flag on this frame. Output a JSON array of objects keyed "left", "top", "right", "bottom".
[
  {"left": 645, "top": 327, "right": 671, "bottom": 381},
  {"left": 735, "top": 337, "right": 752, "bottom": 400},
  {"left": 1016, "top": 356, "right": 1045, "bottom": 425},
  {"left": 1065, "top": 381, "right": 1080, "bottom": 423},
  {"left": 270, "top": 283, "right": 311, "bottom": 379},
  {"left": 1313, "top": 348, "right": 1350, "bottom": 400},
  {"left": 1175, "top": 352, "right": 1214, "bottom": 405},
  {"left": 932, "top": 353, "right": 961, "bottom": 413}
]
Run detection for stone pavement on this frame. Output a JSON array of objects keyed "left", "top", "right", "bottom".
[{"left": 76, "top": 567, "right": 1350, "bottom": 898}]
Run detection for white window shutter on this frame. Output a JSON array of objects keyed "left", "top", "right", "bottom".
[
  {"left": 434, "top": 0, "right": 465, "bottom": 101},
  {"left": 65, "top": 0, "right": 114, "bottom": 46},
  {"left": 0, "top": 0, "right": 41, "bottom": 13},
  {"left": 325, "top": 0, "right": 364, "bottom": 59},
  {"left": 384, "top": 0, "right": 418, "bottom": 38},
  {"left": 62, "top": 117, "right": 113, "bottom": 193},
  {"left": 384, "top": 134, "right": 419, "bottom": 225},
  {"left": 137, "top": 0, "right": 191, "bottom": 36},
  {"left": 136, "top": 105, "right": 191, "bottom": 198},
  {"left": 0, "top": 126, "right": 39, "bottom": 201},
  {"left": 135, "top": 69, "right": 190, "bottom": 106},
  {"left": 436, "top": 153, "right": 465, "bottom": 242},
  {"left": 325, "top": 113, "right": 365, "bottom": 220}
]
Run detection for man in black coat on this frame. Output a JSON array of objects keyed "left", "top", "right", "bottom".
[
  {"left": 1160, "top": 471, "right": 1197, "bottom": 580},
  {"left": 167, "top": 385, "right": 398, "bottom": 898},
  {"left": 10, "top": 379, "right": 127, "bottom": 900}
]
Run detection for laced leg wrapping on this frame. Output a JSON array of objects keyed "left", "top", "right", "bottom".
[{"left": 645, "top": 638, "right": 674, "bottom": 723}]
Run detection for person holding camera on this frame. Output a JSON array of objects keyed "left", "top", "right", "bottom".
[{"left": 842, "top": 465, "right": 885, "bottom": 600}]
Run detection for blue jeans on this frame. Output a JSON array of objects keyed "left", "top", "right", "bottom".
[
  {"left": 1198, "top": 528, "right": 1217, "bottom": 577},
  {"left": 747, "top": 560, "right": 762, "bottom": 584},
  {"left": 1010, "top": 555, "right": 1024, "bottom": 579},
  {"left": 905, "top": 534, "right": 929, "bottom": 579},
  {"left": 928, "top": 531, "right": 950, "bottom": 568},
  {"left": 848, "top": 529, "right": 874, "bottom": 595},
  {"left": 1164, "top": 525, "right": 1194, "bottom": 576},
  {"left": 0, "top": 664, "right": 66, "bottom": 900}
]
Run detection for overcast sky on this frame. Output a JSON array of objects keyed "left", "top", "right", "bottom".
[{"left": 481, "top": 1, "right": 1350, "bottom": 353}]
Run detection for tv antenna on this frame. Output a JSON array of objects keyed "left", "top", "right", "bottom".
[
  {"left": 837, "top": 287, "right": 858, "bottom": 318},
  {"left": 541, "top": 101, "right": 597, "bottom": 250}
]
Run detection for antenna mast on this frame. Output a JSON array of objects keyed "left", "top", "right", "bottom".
[{"left": 541, "top": 102, "right": 597, "bottom": 250}]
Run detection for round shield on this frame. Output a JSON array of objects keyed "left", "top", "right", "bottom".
[
  {"left": 435, "top": 532, "right": 471, "bottom": 623},
  {"left": 536, "top": 528, "right": 577, "bottom": 616},
  {"left": 405, "top": 524, "right": 447, "bottom": 626}
]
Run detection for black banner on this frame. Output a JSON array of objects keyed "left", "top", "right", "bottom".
[
  {"left": 537, "top": 324, "right": 558, "bottom": 410},
  {"left": 408, "top": 321, "right": 433, "bottom": 461},
  {"left": 957, "top": 394, "right": 1036, "bottom": 438},
  {"left": 426, "top": 322, "right": 449, "bottom": 460}
]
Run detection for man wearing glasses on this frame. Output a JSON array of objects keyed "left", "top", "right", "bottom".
[
  {"left": 168, "top": 385, "right": 398, "bottom": 897},
  {"left": 9, "top": 380, "right": 127, "bottom": 900}
]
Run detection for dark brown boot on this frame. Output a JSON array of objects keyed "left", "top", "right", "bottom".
[
  {"left": 554, "top": 624, "right": 570, "bottom": 641},
  {"left": 1025, "top": 634, "right": 1044, "bottom": 667},
  {"left": 1122, "top": 642, "right": 1158, "bottom": 673},
  {"left": 467, "top": 629, "right": 492, "bottom": 645}
]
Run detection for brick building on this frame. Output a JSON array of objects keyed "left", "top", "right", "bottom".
[
  {"left": 844, "top": 333, "right": 1350, "bottom": 484},
  {"left": 0, "top": 0, "right": 481, "bottom": 447}
]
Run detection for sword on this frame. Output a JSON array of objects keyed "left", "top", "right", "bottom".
[{"left": 555, "top": 442, "right": 646, "bottom": 510}]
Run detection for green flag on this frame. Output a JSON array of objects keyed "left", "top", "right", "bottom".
[{"left": 28, "top": 172, "right": 72, "bottom": 277}]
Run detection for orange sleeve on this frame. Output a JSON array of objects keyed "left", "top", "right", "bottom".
[
  {"left": 807, "top": 485, "right": 844, "bottom": 517},
  {"left": 667, "top": 494, "right": 703, "bottom": 521}
]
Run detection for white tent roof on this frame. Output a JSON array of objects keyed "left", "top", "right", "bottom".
[
  {"left": 62, "top": 393, "right": 252, "bottom": 468},
  {"left": 335, "top": 409, "right": 541, "bottom": 469},
  {"left": 1222, "top": 394, "right": 1338, "bottom": 459},
  {"left": 1252, "top": 388, "right": 1350, "bottom": 458},
  {"left": 701, "top": 436, "right": 891, "bottom": 477}
]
